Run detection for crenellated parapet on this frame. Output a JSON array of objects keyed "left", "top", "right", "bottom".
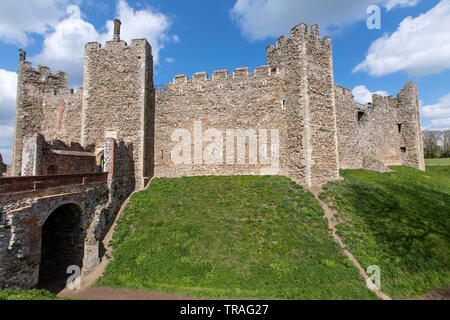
[
  {"left": 11, "top": 50, "right": 82, "bottom": 176},
  {"left": 81, "top": 20, "right": 154, "bottom": 190},
  {"left": 266, "top": 23, "right": 332, "bottom": 67},
  {"left": 19, "top": 61, "right": 69, "bottom": 90},
  {"left": 159, "top": 65, "right": 284, "bottom": 95},
  {"left": 84, "top": 38, "right": 152, "bottom": 55}
]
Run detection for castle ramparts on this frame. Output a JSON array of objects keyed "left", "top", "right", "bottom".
[{"left": 9, "top": 20, "right": 425, "bottom": 188}]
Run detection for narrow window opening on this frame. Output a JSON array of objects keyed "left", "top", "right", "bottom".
[
  {"left": 401, "top": 147, "right": 407, "bottom": 153},
  {"left": 358, "top": 111, "right": 365, "bottom": 121},
  {"left": 397, "top": 124, "right": 402, "bottom": 133}
]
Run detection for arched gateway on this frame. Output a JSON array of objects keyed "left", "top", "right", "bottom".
[{"left": 38, "top": 203, "right": 84, "bottom": 292}]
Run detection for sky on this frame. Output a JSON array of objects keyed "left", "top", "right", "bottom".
[{"left": 0, "top": 0, "right": 449, "bottom": 164}]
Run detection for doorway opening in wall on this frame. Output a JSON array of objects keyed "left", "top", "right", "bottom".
[{"left": 37, "top": 203, "right": 84, "bottom": 293}]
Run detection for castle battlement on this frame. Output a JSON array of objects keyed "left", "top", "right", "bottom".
[
  {"left": 266, "top": 23, "right": 332, "bottom": 61},
  {"left": 84, "top": 38, "right": 151, "bottom": 54},
  {"left": 10, "top": 19, "right": 426, "bottom": 186},
  {"left": 19, "top": 60, "right": 69, "bottom": 88},
  {"left": 165, "top": 65, "right": 283, "bottom": 91}
]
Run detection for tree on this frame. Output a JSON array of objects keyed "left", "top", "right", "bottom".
[
  {"left": 423, "top": 130, "right": 442, "bottom": 158},
  {"left": 442, "top": 130, "right": 450, "bottom": 158}
]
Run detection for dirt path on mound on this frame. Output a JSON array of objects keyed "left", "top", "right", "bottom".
[
  {"left": 309, "top": 185, "right": 392, "bottom": 301},
  {"left": 59, "top": 287, "right": 197, "bottom": 300}
]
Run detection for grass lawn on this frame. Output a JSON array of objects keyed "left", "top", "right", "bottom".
[
  {"left": 320, "top": 166, "right": 450, "bottom": 299},
  {"left": 97, "top": 175, "right": 376, "bottom": 300},
  {"left": 426, "top": 158, "right": 450, "bottom": 167},
  {"left": 0, "top": 289, "right": 65, "bottom": 300}
]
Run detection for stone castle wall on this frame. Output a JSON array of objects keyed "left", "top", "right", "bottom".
[
  {"left": 9, "top": 21, "right": 425, "bottom": 188},
  {"left": 266, "top": 24, "right": 340, "bottom": 186},
  {"left": 11, "top": 63, "right": 82, "bottom": 176},
  {"left": 154, "top": 66, "right": 288, "bottom": 178},
  {"left": 81, "top": 39, "right": 154, "bottom": 189},
  {"left": 334, "top": 83, "right": 425, "bottom": 170}
]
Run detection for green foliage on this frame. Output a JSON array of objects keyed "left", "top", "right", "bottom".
[
  {"left": 0, "top": 289, "right": 66, "bottom": 300},
  {"left": 320, "top": 166, "right": 450, "bottom": 299},
  {"left": 97, "top": 176, "right": 375, "bottom": 300}
]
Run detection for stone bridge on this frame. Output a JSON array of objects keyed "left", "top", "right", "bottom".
[{"left": 0, "top": 139, "right": 135, "bottom": 290}]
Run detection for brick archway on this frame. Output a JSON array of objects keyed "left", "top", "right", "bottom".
[{"left": 38, "top": 203, "right": 84, "bottom": 292}]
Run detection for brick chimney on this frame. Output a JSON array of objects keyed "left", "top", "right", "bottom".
[
  {"left": 113, "top": 18, "right": 121, "bottom": 41},
  {"left": 19, "top": 49, "right": 26, "bottom": 62}
]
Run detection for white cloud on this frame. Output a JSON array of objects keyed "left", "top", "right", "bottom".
[
  {"left": 32, "top": 0, "right": 174, "bottom": 86},
  {"left": 33, "top": 5, "right": 100, "bottom": 86},
  {"left": 98, "top": 0, "right": 172, "bottom": 64},
  {"left": 165, "top": 58, "right": 175, "bottom": 63},
  {"left": 421, "top": 93, "right": 450, "bottom": 130},
  {"left": 230, "top": 0, "right": 420, "bottom": 41},
  {"left": 0, "top": 69, "right": 17, "bottom": 126},
  {"left": 0, "top": 69, "right": 17, "bottom": 165},
  {"left": 0, "top": 126, "right": 15, "bottom": 164},
  {"left": 354, "top": 0, "right": 450, "bottom": 77},
  {"left": 0, "top": 0, "right": 73, "bottom": 46},
  {"left": 352, "top": 85, "right": 390, "bottom": 104},
  {"left": 385, "top": 0, "right": 420, "bottom": 11}
]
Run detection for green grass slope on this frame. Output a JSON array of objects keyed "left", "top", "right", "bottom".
[
  {"left": 97, "top": 176, "right": 375, "bottom": 300},
  {"left": 320, "top": 166, "right": 450, "bottom": 299},
  {"left": 0, "top": 289, "right": 65, "bottom": 300},
  {"left": 425, "top": 158, "right": 450, "bottom": 167}
]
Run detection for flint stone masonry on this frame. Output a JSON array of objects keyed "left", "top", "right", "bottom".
[
  {"left": 0, "top": 138, "right": 134, "bottom": 288},
  {"left": 10, "top": 20, "right": 425, "bottom": 189},
  {"left": 2, "top": 20, "right": 427, "bottom": 289},
  {"left": 81, "top": 39, "right": 154, "bottom": 190}
]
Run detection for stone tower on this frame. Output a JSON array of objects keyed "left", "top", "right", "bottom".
[
  {"left": 81, "top": 19, "right": 155, "bottom": 189},
  {"left": 397, "top": 82, "right": 426, "bottom": 171},
  {"left": 11, "top": 50, "right": 70, "bottom": 176},
  {"left": 266, "top": 24, "right": 339, "bottom": 186}
]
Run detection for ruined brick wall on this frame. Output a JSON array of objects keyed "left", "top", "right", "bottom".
[
  {"left": 40, "top": 152, "right": 95, "bottom": 176},
  {"left": 154, "top": 67, "right": 288, "bottom": 178},
  {"left": 20, "top": 134, "right": 96, "bottom": 176},
  {"left": 11, "top": 61, "right": 82, "bottom": 176},
  {"left": 266, "top": 24, "right": 339, "bottom": 186},
  {"left": 0, "top": 183, "right": 109, "bottom": 289},
  {"left": 334, "top": 82, "right": 424, "bottom": 171},
  {"left": 81, "top": 39, "right": 154, "bottom": 189}
]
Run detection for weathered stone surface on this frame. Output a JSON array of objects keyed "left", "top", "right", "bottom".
[
  {"left": 21, "top": 134, "right": 96, "bottom": 176},
  {"left": 0, "top": 154, "right": 7, "bottom": 176},
  {"left": 0, "top": 136, "right": 134, "bottom": 289},
  {"left": 10, "top": 21, "right": 425, "bottom": 187}
]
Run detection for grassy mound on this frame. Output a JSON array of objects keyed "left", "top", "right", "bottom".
[
  {"left": 320, "top": 166, "right": 450, "bottom": 299},
  {"left": 0, "top": 289, "right": 65, "bottom": 300},
  {"left": 425, "top": 158, "right": 450, "bottom": 167},
  {"left": 97, "top": 176, "right": 375, "bottom": 299}
]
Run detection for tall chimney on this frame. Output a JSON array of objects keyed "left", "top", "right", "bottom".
[
  {"left": 19, "top": 49, "right": 26, "bottom": 62},
  {"left": 113, "top": 18, "right": 121, "bottom": 41}
]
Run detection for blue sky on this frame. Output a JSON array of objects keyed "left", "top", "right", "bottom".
[{"left": 1, "top": 0, "right": 449, "bottom": 164}]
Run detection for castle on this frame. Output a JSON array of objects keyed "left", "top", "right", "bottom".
[{"left": 10, "top": 19, "right": 425, "bottom": 189}]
